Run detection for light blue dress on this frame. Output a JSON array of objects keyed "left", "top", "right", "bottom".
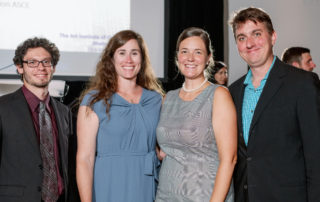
[{"left": 81, "top": 88, "right": 162, "bottom": 202}]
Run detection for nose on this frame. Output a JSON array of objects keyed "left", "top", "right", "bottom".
[
  {"left": 187, "top": 52, "right": 195, "bottom": 61},
  {"left": 38, "top": 62, "right": 46, "bottom": 69},
  {"left": 126, "top": 54, "right": 133, "bottom": 63},
  {"left": 246, "top": 37, "right": 254, "bottom": 49},
  {"left": 311, "top": 61, "right": 316, "bottom": 68}
]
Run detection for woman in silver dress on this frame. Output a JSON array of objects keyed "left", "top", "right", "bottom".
[{"left": 156, "top": 27, "right": 237, "bottom": 202}]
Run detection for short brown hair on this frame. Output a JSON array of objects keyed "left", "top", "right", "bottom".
[
  {"left": 281, "top": 47, "right": 310, "bottom": 65},
  {"left": 229, "top": 7, "right": 274, "bottom": 39}
]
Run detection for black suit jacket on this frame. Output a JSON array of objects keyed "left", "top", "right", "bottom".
[
  {"left": 0, "top": 88, "right": 73, "bottom": 202},
  {"left": 229, "top": 58, "right": 320, "bottom": 202}
]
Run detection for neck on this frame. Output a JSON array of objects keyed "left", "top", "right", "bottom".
[
  {"left": 182, "top": 77, "right": 208, "bottom": 93},
  {"left": 24, "top": 83, "right": 49, "bottom": 100},
  {"left": 250, "top": 55, "right": 274, "bottom": 86},
  {"left": 117, "top": 77, "right": 139, "bottom": 93}
]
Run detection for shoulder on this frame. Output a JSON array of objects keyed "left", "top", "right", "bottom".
[
  {"left": 278, "top": 61, "right": 319, "bottom": 86},
  {"left": 142, "top": 88, "right": 163, "bottom": 104},
  {"left": 0, "top": 88, "right": 23, "bottom": 106},
  {"left": 213, "top": 85, "right": 232, "bottom": 100},
  {"left": 51, "top": 97, "right": 69, "bottom": 111},
  {"left": 80, "top": 89, "right": 99, "bottom": 106},
  {"left": 229, "top": 75, "right": 246, "bottom": 94},
  {"left": 51, "top": 97, "right": 71, "bottom": 118},
  {"left": 144, "top": 88, "right": 162, "bottom": 98},
  {"left": 166, "top": 88, "right": 180, "bottom": 97}
]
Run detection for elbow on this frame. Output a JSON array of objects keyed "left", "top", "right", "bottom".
[
  {"left": 219, "top": 153, "right": 237, "bottom": 169},
  {"left": 231, "top": 154, "right": 237, "bottom": 168}
]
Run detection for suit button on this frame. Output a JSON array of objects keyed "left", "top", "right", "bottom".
[
  {"left": 37, "top": 186, "right": 41, "bottom": 192},
  {"left": 39, "top": 164, "right": 43, "bottom": 170},
  {"left": 244, "top": 184, "right": 248, "bottom": 189},
  {"left": 240, "top": 132, "right": 243, "bottom": 137},
  {"left": 247, "top": 157, "right": 252, "bottom": 161}
]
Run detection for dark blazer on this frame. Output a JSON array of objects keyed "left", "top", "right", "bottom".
[
  {"left": 0, "top": 88, "right": 73, "bottom": 202},
  {"left": 229, "top": 57, "right": 320, "bottom": 202}
]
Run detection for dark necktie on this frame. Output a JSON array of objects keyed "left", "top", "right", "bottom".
[{"left": 39, "top": 102, "right": 59, "bottom": 202}]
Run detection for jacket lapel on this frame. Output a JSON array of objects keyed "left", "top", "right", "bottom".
[
  {"left": 232, "top": 76, "right": 247, "bottom": 148},
  {"left": 248, "top": 58, "right": 287, "bottom": 142},
  {"left": 50, "top": 98, "right": 69, "bottom": 187},
  {"left": 15, "top": 88, "right": 41, "bottom": 156},
  {"left": 50, "top": 98, "right": 68, "bottom": 159}
]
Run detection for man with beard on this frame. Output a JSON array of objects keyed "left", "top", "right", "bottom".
[
  {"left": 282, "top": 46, "right": 316, "bottom": 72},
  {"left": 0, "top": 37, "right": 74, "bottom": 202}
]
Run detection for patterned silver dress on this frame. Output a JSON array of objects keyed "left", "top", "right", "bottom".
[{"left": 156, "top": 84, "right": 234, "bottom": 202}]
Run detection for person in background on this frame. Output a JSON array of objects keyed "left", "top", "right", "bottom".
[
  {"left": 0, "top": 37, "right": 74, "bottom": 202},
  {"left": 76, "top": 30, "right": 164, "bottom": 202},
  {"left": 210, "top": 60, "right": 229, "bottom": 86},
  {"left": 229, "top": 7, "right": 320, "bottom": 202},
  {"left": 156, "top": 27, "right": 237, "bottom": 202},
  {"left": 281, "top": 46, "right": 316, "bottom": 71}
]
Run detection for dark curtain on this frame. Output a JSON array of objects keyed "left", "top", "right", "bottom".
[{"left": 162, "top": 0, "right": 224, "bottom": 91}]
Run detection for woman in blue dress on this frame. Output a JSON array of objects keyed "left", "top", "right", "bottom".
[{"left": 76, "top": 30, "right": 164, "bottom": 202}]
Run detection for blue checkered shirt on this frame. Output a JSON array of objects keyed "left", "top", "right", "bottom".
[{"left": 242, "top": 56, "right": 276, "bottom": 145}]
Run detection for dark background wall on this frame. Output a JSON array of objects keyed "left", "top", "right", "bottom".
[{"left": 162, "top": 0, "right": 224, "bottom": 91}]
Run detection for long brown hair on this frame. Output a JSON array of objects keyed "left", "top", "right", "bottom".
[{"left": 80, "top": 30, "right": 164, "bottom": 115}]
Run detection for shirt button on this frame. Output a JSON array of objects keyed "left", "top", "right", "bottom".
[
  {"left": 240, "top": 132, "right": 243, "bottom": 137},
  {"left": 251, "top": 110, "right": 254, "bottom": 113},
  {"left": 244, "top": 184, "right": 248, "bottom": 189}
]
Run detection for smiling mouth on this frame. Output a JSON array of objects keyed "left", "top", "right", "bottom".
[
  {"left": 123, "top": 66, "right": 134, "bottom": 70},
  {"left": 35, "top": 74, "right": 48, "bottom": 78},
  {"left": 185, "top": 64, "right": 196, "bottom": 68}
]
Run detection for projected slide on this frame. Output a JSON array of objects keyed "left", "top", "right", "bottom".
[
  {"left": 0, "top": 0, "right": 130, "bottom": 53},
  {"left": 0, "top": 0, "right": 164, "bottom": 78}
]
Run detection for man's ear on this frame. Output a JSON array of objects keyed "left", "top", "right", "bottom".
[
  {"left": 16, "top": 65, "right": 24, "bottom": 74},
  {"left": 271, "top": 31, "right": 277, "bottom": 46},
  {"left": 291, "top": 61, "right": 301, "bottom": 68}
]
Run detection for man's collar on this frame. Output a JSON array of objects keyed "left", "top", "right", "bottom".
[{"left": 243, "top": 56, "right": 276, "bottom": 86}]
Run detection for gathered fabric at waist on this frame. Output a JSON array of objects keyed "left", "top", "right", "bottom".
[
  {"left": 96, "top": 150, "right": 159, "bottom": 200},
  {"left": 96, "top": 150, "right": 159, "bottom": 177},
  {"left": 97, "top": 150, "right": 153, "bottom": 157}
]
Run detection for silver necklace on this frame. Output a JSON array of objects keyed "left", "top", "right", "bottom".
[{"left": 182, "top": 78, "right": 208, "bottom": 93}]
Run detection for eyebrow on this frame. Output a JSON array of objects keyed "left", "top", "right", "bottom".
[
  {"left": 117, "top": 48, "right": 140, "bottom": 52},
  {"left": 179, "top": 48, "right": 204, "bottom": 51},
  {"left": 236, "top": 28, "right": 263, "bottom": 39},
  {"left": 24, "top": 57, "right": 51, "bottom": 61}
]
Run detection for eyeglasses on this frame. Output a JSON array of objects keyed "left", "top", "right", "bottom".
[{"left": 22, "top": 60, "right": 52, "bottom": 68}]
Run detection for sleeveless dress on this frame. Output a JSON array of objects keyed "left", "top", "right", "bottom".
[
  {"left": 81, "top": 88, "right": 162, "bottom": 202},
  {"left": 156, "top": 84, "right": 234, "bottom": 202}
]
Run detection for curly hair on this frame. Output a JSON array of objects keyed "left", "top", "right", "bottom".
[
  {"left": 13, "top": 37, "right": 60, "bottom": 66},
  {"left": 80, "top": 30, "right": 164, "bottom": 115}
]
